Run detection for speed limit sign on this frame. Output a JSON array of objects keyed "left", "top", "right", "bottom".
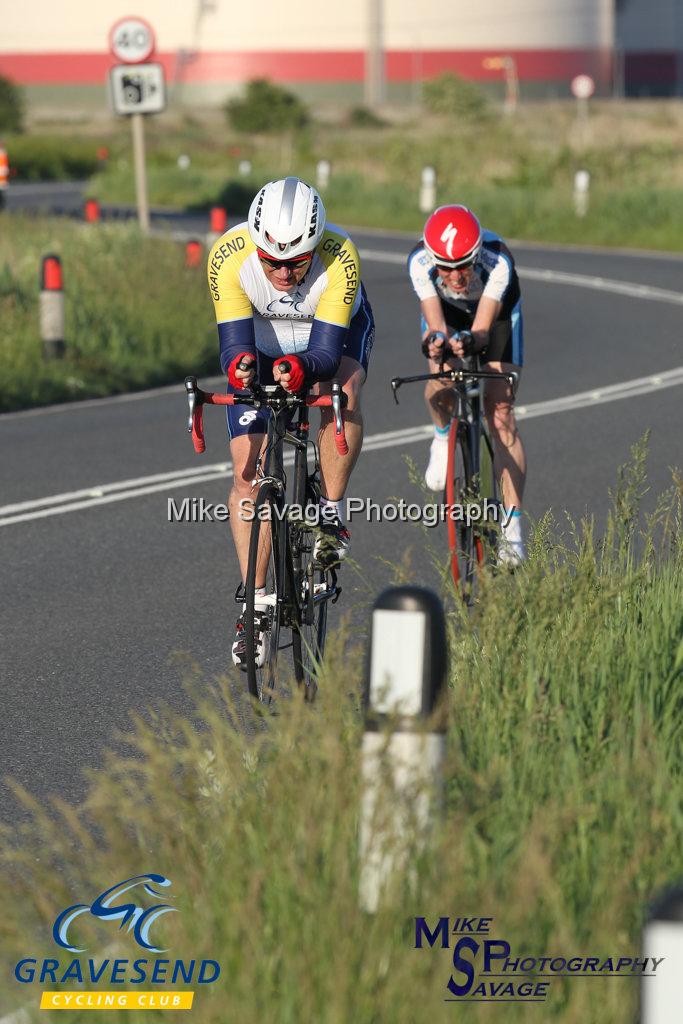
[{"left": 109, "top": 17, "right": 156, "bottom": 65}]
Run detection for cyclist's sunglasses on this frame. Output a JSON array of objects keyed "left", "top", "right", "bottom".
[
  {"left": 435, "top": 259, "right": 475, "bottom": 272},
  {"left": 257, "top": 248, "right": 313, "bottom": 270}
]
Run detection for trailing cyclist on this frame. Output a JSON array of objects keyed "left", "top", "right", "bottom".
[
  {"left": 407, "top": 204, "right": 527, "bottom": 565},
  {"left": 207, "top": 176, "right": 375, "bottom": 666}
]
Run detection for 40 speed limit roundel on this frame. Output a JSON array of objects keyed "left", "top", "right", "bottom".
[{"left": 109, "top": 17, "right": 156, "bottom": 65}]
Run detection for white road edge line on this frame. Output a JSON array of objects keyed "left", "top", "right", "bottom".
[
  {"left": 1, "top": 367, "right": 682, "bottom": 528},
  {"left": 359, "top": 249, "right": 683, "bottom": 304}
]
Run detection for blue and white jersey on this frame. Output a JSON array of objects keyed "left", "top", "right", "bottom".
[{"left": 407, "top": 230, "right": 521, "bottom": 320}]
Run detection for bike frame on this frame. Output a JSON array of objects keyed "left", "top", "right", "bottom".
[
  {"left": 391, "top": 359, "right": 518, "bottom": 595},
  {"left": 184, "top": 375, "right": 347, "bottom": 697}
]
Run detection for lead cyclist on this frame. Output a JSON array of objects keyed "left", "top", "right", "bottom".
[
  {"left": 207, "top": 177, "right": 375, "bottom": 667},
  {"left": 407, "top": 204, "right": 527, "bottom": 565}
]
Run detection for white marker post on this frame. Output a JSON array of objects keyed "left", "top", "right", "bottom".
[
  {"left": 642, "top": 887, "right": 683, "bottom": 1022},
  {"left": 419, "top": 167, "right": 436, "bottom": 214},
  {"left": 316, "top": 159, "right": 331, "bottom": 190},
  {"left": 574, "top": 169, "right": 590, "bottom": 218},
  {"left": 359, "top": 586, "right": 448, "bottom": 914}
]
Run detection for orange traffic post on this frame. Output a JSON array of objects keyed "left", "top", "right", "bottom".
[
  {"left": 210, "top": 206, "right": 227, "bottom": 233},
  {"left": 185, "top": 239, "right": 202, "bottom": 268},
  {"left": 40, "top": 254, "right": 66, "bottom": 359},
  {"left": 207, "top": 206, "right": 227, "bottom": 247},
  {"left": 0, "top": 145, "right": 9, "bottom": 210},
  {"left": 84, "top": 197, "right": 101, "bottom": 223}
]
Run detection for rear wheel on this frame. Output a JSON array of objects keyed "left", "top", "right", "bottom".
[{"left": 244, "top": 484, "right": 284, "bottom": 703}]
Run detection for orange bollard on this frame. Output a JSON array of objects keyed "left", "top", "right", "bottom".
[
  {"left": 210, "top": 206, "right": 227, "bottom": 234},
  {"left": 185, "top": 239, "right": 202, "bottom": 268},
  {"left": 0, "top": 146, "right": 8, "bottom": 209},
  {"left": 84, "top": 198, "right": 100, "bottom": 223}
]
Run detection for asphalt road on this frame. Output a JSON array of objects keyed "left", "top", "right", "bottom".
[{"left": 1, "top": 183, "right": 682, "bottom": 824}]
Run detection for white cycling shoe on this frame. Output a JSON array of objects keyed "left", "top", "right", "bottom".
[
  {"left": 232, "top": 602, "right": 271, "bottom": 669},
  {"left": 498, "top": 516, "right": 526, "bottom": 568},
  {"left": 424, "top": 436, "right": 449, "bottom": 491}
]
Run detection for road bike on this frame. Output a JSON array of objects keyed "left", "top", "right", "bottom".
[
  {"left": 391, "top": 341, "right": 517, "bottom": 603},
  {"left": 184, "top": 370, "right": 348, "bottom": 703}
]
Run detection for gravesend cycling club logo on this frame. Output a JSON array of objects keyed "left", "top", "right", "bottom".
[
  {"left": 14, "top": 873, "right": 221, "bottom": 1011},
  {"left": 53, "top": 874, "right": 177, "bottom": 953},
  {"left": 415, "top": 915, "right": 665, "bottom": 1005}
]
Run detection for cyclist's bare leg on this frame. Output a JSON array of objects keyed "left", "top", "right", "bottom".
[
  {"left": 424, "top": 355, "right": 456, "bottom": 429},
  {"left": 315, "top": 355, "right": 364, "bottom": 502},
  {"left": 229, "top": 432, "right": 270, "bottom": 587},
  {"left": 482, "top": 361, "right": 526, "bottom": 509}
]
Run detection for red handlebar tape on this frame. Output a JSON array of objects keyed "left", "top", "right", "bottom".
[{"left": 189, "top": 391, "right": 348, "bottom": 456}]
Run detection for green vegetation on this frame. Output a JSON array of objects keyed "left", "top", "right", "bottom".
[
  {"left": 0, "top": 444, "right": 681, "bottom": 1022},
  {"left": 225, "top": 78, "right": 310, "bottom": 134},
  {"left": 3, "top": 135, "right": 99, "bottom": 181},
  {"left": 0, "top": 216, "right": 215, "bottom": 411},
  {"left": 4, "top": 99, "right": 682, "bottom": 249},
  {"left": 348, "top": 104, "right": 388, "bottom": 128},
  {"left": 0, "top": 74, "right": 24, "bottom": 133},
  {"left": 422, "top": 71, "right": 493, "bottom": 121},
  {"left": 78, "top": 99, "right": 683, "bottom": 251}
]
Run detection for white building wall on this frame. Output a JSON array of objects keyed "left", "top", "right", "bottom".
[{"left": 2, "top": 0, "right": 615, "bottom": 53}]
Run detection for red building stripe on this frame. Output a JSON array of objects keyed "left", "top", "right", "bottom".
[{"left": 0, "top": 47, "right": 673, "bottom": 86}]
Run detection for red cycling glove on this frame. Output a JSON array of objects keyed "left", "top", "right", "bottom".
[
  {"left": 227, "top": 351, "right": 256, "bottom": 390},
  {"left": 274, "top": 355, "right": 305, "bottom": 393}
]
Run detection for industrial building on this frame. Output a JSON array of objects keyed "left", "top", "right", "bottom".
[{"left": 1, "top": 0, "right": 681, "bottom": 108}]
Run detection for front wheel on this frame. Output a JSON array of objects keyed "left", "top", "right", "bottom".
[
  {"left": 244, "top": 484, "right": 284, "bottom": 703},
  {"left": 292, "top": 555, "right": 329, "bottom": 700},
  {"left": 445, "top": 419, "right": 482, "bottom": 602}
]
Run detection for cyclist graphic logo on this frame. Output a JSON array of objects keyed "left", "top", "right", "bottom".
[{"left": 53, "top": 874, "right": 177, "bottom": 954}]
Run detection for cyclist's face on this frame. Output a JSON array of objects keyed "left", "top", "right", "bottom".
[
  {"left": 436, "top": 264, "right": 475, "bottom": 292},
  {"left": 259, "top": 255, "right": 312, "bottom": 291}
]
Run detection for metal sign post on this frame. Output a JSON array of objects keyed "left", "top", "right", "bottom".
[
  {"left": 131, "top": 112, "right": 150, "bottom": 233},
  {"left": 108, "top": 62, "right": 165, "bottom": 234},
  {"left": 571, "top": 74, "right": 595, "bottom": 148}
]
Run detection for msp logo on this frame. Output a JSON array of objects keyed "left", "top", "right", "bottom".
[
  {"left": 53, "top": 874, "right": 177, "bottom": 953},
  {"left": 415, "top": 915, "right": 665, "bottom": 1005},
  {"left": 14, "top": 872, "right": 220, "bottom": 1011}
]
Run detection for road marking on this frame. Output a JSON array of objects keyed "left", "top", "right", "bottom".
[
  {"left": 2, "top": 367, "right": 682, "bottom": 528},
  {"left": 359, "top": 249, "right": 683, "bottom": 305},
  {"left": 0, "top": 376, "right": 224, "bottom": 420},
  {"left": 517, "top": 267, "right": 683, "bottom": 305}
]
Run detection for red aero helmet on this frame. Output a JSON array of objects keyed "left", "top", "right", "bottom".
[{"left": 423, "top": 205, "right": 483, "bottom": 268}]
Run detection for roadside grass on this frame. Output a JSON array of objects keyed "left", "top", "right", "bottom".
[
  {"left": 74, "top": 101, "right": 683, "bottom": 250},
  {"left": 0, "top": 442, "right": 681, "bottom": 1022},
  {"left": 0, "top": 215, "right": 215, "bottom": 411}
]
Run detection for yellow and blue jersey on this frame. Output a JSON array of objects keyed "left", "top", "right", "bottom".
[{"left": 208, "top": 222, "right": 364, "bottom": 382}]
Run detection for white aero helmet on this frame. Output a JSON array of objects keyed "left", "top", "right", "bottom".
[{"left": 248, "top": 177, "right": 325, "bottom": 260}]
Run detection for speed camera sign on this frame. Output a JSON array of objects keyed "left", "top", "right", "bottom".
[
  {"left": 109, "top": 63, "right": 166, "bottom": 115},
  {"left": 109, "top": 17, "right": 156, "bottom": 64}
]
